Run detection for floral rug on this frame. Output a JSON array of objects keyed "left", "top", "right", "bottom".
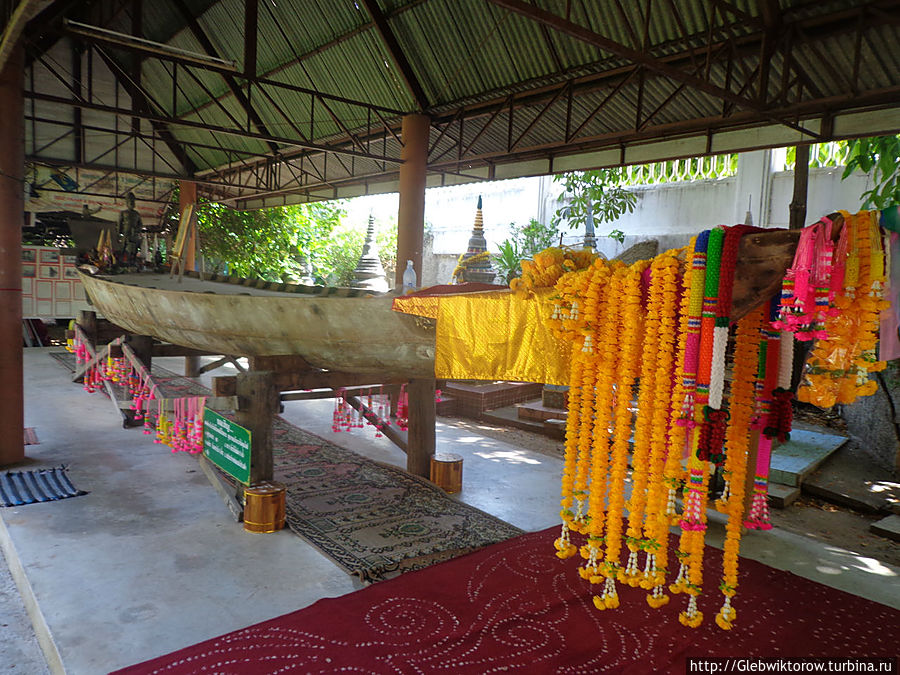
[{"left": 50, "top": 352, "right": 522, "bottom": 582}]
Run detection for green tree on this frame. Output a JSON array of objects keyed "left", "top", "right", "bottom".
[
  {"left": 493, "top": 218, "right": 560, "bottom": 284},
  {"left": 552, "top": 168, "right": 638, "bottom": 243},
  {"left": 194, "top": 201, "right": 345, "bottom": 282},
  {"left": 842, "top": 135, "right": 900, "bottom": 209},
  {"left": 319, "top": 219, "right": 397, "bottom": 286}
]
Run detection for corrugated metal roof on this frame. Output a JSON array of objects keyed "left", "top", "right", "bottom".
[{"left": 20, "top": 0, "right": 900, "bottom": 207}]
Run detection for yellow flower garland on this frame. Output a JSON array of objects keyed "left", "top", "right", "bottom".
[{"left": 713, "top": 304, "right": 764, "bottom": 630}]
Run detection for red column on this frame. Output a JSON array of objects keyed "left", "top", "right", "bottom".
[
  {"left": 180, "top": 180, "right": 197, "bottom": 271},
  {"left": 395, "top": 114, "right": 429, "bottom": 288},
  {"left": 0, "top": 42, "right": 24, "bottom": 466}
]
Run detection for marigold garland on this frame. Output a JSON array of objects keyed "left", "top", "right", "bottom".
[{"left": 547, "top": 209, "right": 890, "bottom": 632}]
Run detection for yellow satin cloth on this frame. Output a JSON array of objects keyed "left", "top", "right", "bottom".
[{"left": 394, "top": 288, "right": 570, "bottom": 385}]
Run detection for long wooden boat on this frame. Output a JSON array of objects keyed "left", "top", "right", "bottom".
[
  {"left": 78, "top": 271, "right": 437, "bottom": 378},
  {"left": 78, "top": 223, "right": 819, "bottom": 381}
]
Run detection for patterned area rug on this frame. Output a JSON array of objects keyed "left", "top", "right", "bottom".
[
  {"left": 49, "top": 352, "right": 521, "bottom": 582},
  {"left": 271, "top": 420, "right": 521, "bottom": 581},
  {"left": 112, "top": 526, "right": 900, "bottom": 674}
]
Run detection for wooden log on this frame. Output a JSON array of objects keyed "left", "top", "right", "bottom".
[
  {"left": 234, "top": 371, "right": 278, "bottom": 484},
  {"left": 406, "top": 378, "right": 436, "bottom": 478}
]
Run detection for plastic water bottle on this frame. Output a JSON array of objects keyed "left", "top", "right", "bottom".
[{"left": 402, "top": 260, "right": 417, "bottom": 294}]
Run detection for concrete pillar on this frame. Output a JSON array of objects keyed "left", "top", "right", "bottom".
[
  {"left": 0, "top": 42, "right": 24, "bottom": 467},
  {"left": 179, "top": 180, "right": 197, "bottom": 271},
  {"left": 395, "top": 114, "right": 430, "bottom": 288},
  {"left": 733, "top": 150, "right": 773, "bottom": 227}
]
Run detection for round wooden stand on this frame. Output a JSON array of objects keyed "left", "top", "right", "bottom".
[
  {"left": 430, "top": 452, "right": 463, "bottom": 493},
  {"left": 243, "top": 481, "right": 286, "bottom": 533}
]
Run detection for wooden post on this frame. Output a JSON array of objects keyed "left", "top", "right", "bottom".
[
  {"left": 127, "top": 335, "right": 153, "bottom": 370},
  {"left": 78, "top": 310, "right": 98, "bottom": 344},
  {"left": 406, "top": 378, "right": 435, "bottom": 478},
  {"left": 184, "top": 355, "right": 200, "bottom": 378},
  {"left": 180, "top": 180, "right": 198, "bottom": 272},
  {"left": 395, "top": 113, "right": 430, "bottom": 288},
  {"left": 234, "top": 371, "right": 277, "bottom": 484},
  {"left": 743, "top": 430, "right": 761, "bottom": 525},
  {"left": 789, "top": 145, "right": 809, "bottom": 231},
  {"left": 0, "top": 40, "right": 23, "bottom": 466}
]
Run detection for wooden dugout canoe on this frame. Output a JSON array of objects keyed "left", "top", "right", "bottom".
[
  {"left": 78, "top": 271, "right": 437, "bottom": 378},
  {"left": 77, "top": 223, "right": 822, "bottom": 380}
]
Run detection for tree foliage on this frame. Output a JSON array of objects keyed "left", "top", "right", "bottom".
[
  {"left": 842, "top": 135, "right": 900, "bottom": 209},
  {"left": 194, "top": 201, "right": 346, "bottom": 282},
  {"left": 552, "top": 168, "right": 638, "bottom": 241},
  {"left": 493, "top": 218, "right": 560, "bottom": 284}
]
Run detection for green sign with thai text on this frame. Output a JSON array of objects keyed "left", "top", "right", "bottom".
[{"left": 203, "top": 408, "right": 251, "bottom": 485}]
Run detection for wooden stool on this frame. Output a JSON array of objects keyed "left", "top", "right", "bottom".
[
  {"left": 243, "top": 481, "right": 286, "bottom": 533},
  {"left": 430, "top": 452, "right": 463, "bottom": 493}
]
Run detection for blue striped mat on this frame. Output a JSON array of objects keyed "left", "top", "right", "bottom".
[{"left": 0, "top": 466, "right": 87, "bottom": 507}]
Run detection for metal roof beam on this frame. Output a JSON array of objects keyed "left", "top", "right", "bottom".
[
  {"left": 22, "top": 0, "right": 86, "bottom": 67},
  {"left": 486, "top": 0, "right": 763, "bottom": 114},
  {"left": 359, "top": 0, "right": 428, "bottom": 111},
  {"left": 26, "top": 154, "right": 247, "bottom": 190},
  {"left": 169, "top": 0, "right": 279, "bottom": 155},
  {"left": 26, "top": 90, "right": 405, "bottom": 164},
  {"left": 243, "top": 0, "right": 257, "bottom": 78},
  {"left": 92, "top": 47, "right": 199, "bottom": 174}
]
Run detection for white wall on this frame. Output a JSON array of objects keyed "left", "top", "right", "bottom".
[{"left": 343, "top": 151, "right": 880, "bottom": 287}]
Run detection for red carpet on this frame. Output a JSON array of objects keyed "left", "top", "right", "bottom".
[{"left": 113, "top": 527, "right": 899, "bottom": 674}]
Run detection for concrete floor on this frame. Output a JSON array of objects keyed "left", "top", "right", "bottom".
[{"left": 1, "top": 349, "right": 898, "bottom": 674}]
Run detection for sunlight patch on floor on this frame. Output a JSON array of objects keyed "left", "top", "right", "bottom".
[{"left": 474, "top": 449, "right": 542, "bottom": 465}]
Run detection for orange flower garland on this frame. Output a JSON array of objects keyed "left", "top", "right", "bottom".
[
  {"left": 545, "top": 210, "right": 890, "bottom": 632},
  {"left": 714, "top": 304, "right": 764, "bottom": 629},
  {"left": 595, "top": 263, "right": 647, "bottom": 610}
]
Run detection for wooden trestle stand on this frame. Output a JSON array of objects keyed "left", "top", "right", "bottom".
[{"left": 72, "top": 311, "right": 438, "bottom": 524}]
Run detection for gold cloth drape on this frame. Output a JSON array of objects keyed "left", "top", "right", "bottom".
[{"left": 394, "top": 288, "right": 570, "bottom": 385}]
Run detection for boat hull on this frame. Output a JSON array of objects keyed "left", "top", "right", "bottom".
[{"left": 79, "top": 272, "right": 436, "bottom": 378}]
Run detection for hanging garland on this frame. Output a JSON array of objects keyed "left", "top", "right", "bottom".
[{"left": 534, "top": 208, "right": 891, "bottom": 631}]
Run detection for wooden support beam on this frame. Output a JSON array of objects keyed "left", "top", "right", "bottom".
[
  {"left": 406, "top": 378, "right": 435, "bottom": 478},
  {"left": 119, "top": 395, "right": 239, "bottom": 412},
  {"left": 150, "top": 344, "right": 221, "bottom": 358},
  {"left": 272, "top": 370, "right": 406, "bottom": 393},
  {"left": 789, "top": 144, "right": 810, "bottom": 230},
  {"left": 344, "top": 395, "right": 408, "bottom": 454},
  {"left": 184, "top": 355, "right": 200, "bottom": 378},
  {"left": 126, "top": 334, "right": 153, "bottom": 371},
  {"left": 212, "top": 375, "right": 237, "bottom": 397},
  {"left": 248, "top": 355, "right": 313, "bottom": 373},
  {"left": 280, "top": 384, "right": 401, "bottom": 402},
  {"left": 197, "top": 454, "right": 243, "bottom": 522},
  {"left": 234, "top": 371, "right": 278, "bottom": 484},
  {"left": 196, "top": 356, "right": 234, "bottom": 375}
]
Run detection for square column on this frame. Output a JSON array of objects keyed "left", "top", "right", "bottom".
[{"left": 0, "top": 42, "right": 24, "bottom": 466}]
